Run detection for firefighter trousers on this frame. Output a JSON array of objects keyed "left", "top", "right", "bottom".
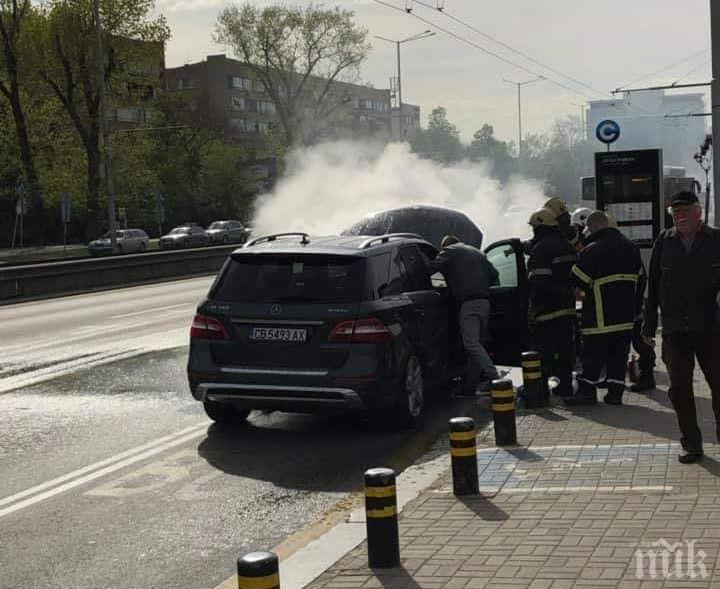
[
  {"left": 532, "top": 316, "right": 575, "bottom": 397},
  {"left": 577, "top": 332, "right": 632, "bottom": 401}
]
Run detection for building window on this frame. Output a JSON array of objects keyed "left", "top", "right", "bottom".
[
  {"left": 229, "top": 96, "right": 245, "bottom": 111},
  {"left": 359, "top": 115, "right": 368, "bottom": 124},
  {"left": 229, "top": 76, "right": 253, "bottom": 91},
  {"left": 188, "top": 98, "right": 199, "bottom": 111},
  {"left": 176, "top": 77, "right": 195, "bottom": 90},
  {"left": 229, "top": 118, "right": 248, "bottom": 131},
  {"left": 254, "top": 79, "right": 266, "bottom": 93},
  {"left": 115, "top": 107, "right": 144, "bottom": 122},
  {"left": 259, "top": 101, "right": 276, "bottom": 115},
  {"left": 256, "top": 120, "right": 270, "bottom": 133}
]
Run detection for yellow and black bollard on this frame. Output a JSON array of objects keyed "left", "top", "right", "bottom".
[
  {"left": 522, "top": 351, "right": 544, "bottom": 409},
  {"left": 449, "top": 417, "right": 479, "bottom": 496},
  {"left": 491, "top": 378, "right": 517, "bottom": 446},
  {"left": 237, "top": 551, "right": 280, "bottom": 589},
  {"left": 364, "top": 467, "right": 400, "bottom": 568}
]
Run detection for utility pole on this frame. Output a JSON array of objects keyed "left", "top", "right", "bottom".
[
  {"left": 375, "top": 30, "right": 435, "bottom": 139},
  {"left": 503, "top": 76, "right": 544, "bottom": 164},
  {"left": 711, "top": 0, "right": 720, "bottom": 225},
  {"left": 95, "top": 0, "right": 117, "bottom": 250}
]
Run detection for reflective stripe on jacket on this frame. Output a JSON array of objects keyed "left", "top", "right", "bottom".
[{"left": 571, "top": 227, "right": 641, "bottom": 335}]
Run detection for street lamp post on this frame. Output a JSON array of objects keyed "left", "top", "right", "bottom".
[
  {"left": 374, "top": 30, "right": 436, "bottom": 139},
  {"left": 502, "top": 76, "right": 545, "bottom": 163}
]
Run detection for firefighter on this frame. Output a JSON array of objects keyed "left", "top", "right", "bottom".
[
  {"left": 527, "top": 208, "right": 578, "bottom": 398},
  {"left": 544, "top": 196, "right": 580, "bottom": 248},
  {"left": 566, "top": 210, "right": 642, "bottom": 406}
]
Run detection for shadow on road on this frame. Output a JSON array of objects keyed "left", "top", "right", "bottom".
[
  {"left": 196, "top": 392, "right": 484, "bottom": 492},
  {"left": 458, "top": 495, "right": 509, "bottom": 521}
]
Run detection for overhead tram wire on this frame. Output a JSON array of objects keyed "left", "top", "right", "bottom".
[
  {"left": 370, "top": 0, "right": 599, "bottom": 102},
  {"left": 616, "top": 49, "right": 710, "bottom": 92},
  {"left": 386, "top": 0, "right": 685, "bottom": 129},
  {"left": 671, "top": 58, "right": 712, "bottom": 86}
]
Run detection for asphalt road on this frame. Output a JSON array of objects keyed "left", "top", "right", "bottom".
[
  {"left": 0, "top": 276, "right": 214, "bottom": 393},
  {"left": 0, "top": 347, "right": 473, "bottom": 589}
]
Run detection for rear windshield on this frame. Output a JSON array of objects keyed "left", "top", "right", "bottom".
[{"left": 212, "top": 255, "right": 365, "bottom": 303}]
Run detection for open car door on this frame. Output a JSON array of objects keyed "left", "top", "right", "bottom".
[{"left": 485, "top": 238, "right": 530, "bottom": 366}]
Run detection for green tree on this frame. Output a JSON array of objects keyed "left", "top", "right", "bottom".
[
  {"left": 467, "top": 123, "right": 515, "bottom": 182},
  {"left": 409, "top": 106, "right": 464, "bottom": 164},
  {"left": 215, "top": 3, "right": 371, "bottom": 147},
  {"left": 0, "top": 0, "right": 44, "bottom": 240},
  {"left": 30, "top": 0, "right": 169, "bottom": 239}
]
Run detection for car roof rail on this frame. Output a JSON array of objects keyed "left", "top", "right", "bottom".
[
  {"left": 245, "top": 232, "right": 311, "bottom": 247},
  {"left": 359, "top": 233, "right": 424, "bottom": 249}
]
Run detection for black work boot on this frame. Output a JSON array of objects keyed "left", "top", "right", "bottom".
[
  {"left": 678, "top": 449, "right": 704, "bottom": 464},
  {"left": 630, "top": 373, "right": 656, "bottom": 393},
  {"left": 603, "top": 393, "right": 622, "bottom": 405}
]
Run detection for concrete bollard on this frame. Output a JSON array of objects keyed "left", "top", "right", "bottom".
[
  {"left": 364, "top": 467, "right": 400, "bottom": 568},
  {"left": 449, "top": 417, "right": 479, "bottom": 496},
  {"left": 491, "top": 378, "right": 517, "bottom": 446},
  {"left": 237, "top": 551, "right": 280, "bottom": 589},
  {"left": 522, "top": 351, "right": 544, "bottom": 409}
]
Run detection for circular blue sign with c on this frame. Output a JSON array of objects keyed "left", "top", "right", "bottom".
[{"left": 596, "top": 119, "right": 621, "bottom": 144}]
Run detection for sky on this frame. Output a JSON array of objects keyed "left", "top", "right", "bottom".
[{"left": 157, "top": 0, "right": 713, "bottom": 143}]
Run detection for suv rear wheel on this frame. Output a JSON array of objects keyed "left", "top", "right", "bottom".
[
  {"left": 388, "top": 355, "right": 424, "bottom": 429},
  {"left": 203, "top": 400, "right": 250, "bottom": 423}
]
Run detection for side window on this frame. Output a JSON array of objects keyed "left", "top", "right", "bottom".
[
  {"left": 384, "top": 250, "right": 409, "bottom": 296},
  {"left": 399, "top": 245, "right": 432, "bottom": 292},
  {"left": 418, "top": 244, "right": 446, "bottom": 288},
  {"left": 486, "top": 243, "right": 519, "bottom": 288},
  {"left": 365, "top": 253, "right": 390, "bottom": 300}
]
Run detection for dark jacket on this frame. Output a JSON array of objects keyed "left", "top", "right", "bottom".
[
  {"left": 571, "top": 227, "right": 641, "bottom": 335},
  {"left": 527, "top": 226, "right": 577, "bottom": 323},
  {"left": 425, "top": 243, "right": 499, "bottom": 303},
  {"left": 643, "top": 224, "right": 720, "bottom": 337}
]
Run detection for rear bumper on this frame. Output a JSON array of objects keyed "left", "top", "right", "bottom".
[{"left": 194, "top": 381, "right": 364, "bottom": 412}]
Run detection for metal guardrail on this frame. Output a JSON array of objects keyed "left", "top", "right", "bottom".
[{"left": 0, "top": 244, "right": 241, "bottom": 304}]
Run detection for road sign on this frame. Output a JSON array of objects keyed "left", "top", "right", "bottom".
[
  {"left": 61, "top": 192, "right": 71, "bottom": 223},
  {"left": 596, "top": 119, "right": 621, "bottom": 144}
]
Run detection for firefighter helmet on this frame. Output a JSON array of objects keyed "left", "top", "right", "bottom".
[
  {"left": 571, "top": 207, "right": 592, "bottom": 227},
  {"left": 544, "top": 196, "right": 569, "bottom": 217},
  {"left": 528, "top": 208, "right": 559, "bottom": 228}
]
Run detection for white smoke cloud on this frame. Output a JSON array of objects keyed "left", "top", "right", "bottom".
[{"left": 252, "top": 141, "right": 545, "bottom": 247}]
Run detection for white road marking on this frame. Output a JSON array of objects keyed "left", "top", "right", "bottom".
[
  {"left": 110, "top": 303, "right": 193, "bottom": 320},
  {"left": 0, "top": 421, "right": 209, "bottom": 518}
]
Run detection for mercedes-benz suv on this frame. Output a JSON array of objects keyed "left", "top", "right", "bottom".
[{"left": 187, "top": 232, "right": 465, "bottom": 428}]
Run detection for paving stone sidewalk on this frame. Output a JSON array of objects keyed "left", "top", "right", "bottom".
[{"left": 308, "top": 372, "right": 720, "bottom": 589}]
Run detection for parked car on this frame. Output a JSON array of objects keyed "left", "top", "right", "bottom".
[
  {"left": 88, "top": 229, "right": 149, "bottom": 256},
  {"left": 188, "top": 231, "right": 469, "bottom": 428},
  {"left": 342, "top": 205, "right": 485, "bottom": 249},
  {"left": 159, "top": 225, "right": 210, "bottom": 249},
  {"left": 206, "top": 220, "right": 248, "bottom": 245}
]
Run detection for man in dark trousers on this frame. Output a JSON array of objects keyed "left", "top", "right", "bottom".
[
  {"left": 425, "top": 235, "right": 501, "bottom": 395},
  {"left": 643, "top": 191, "right": 720, "bottom": 463},
  {"left": 527, "top": 208, "right": 577, "bottom": 398},
  {"left": 566, "top": 211, "right": 641, "bottom": 406}
]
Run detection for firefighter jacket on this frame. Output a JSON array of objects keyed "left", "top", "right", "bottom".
[
  {"left": 527, "top": 226, "right": 577, "bottom": 324},
  {"left": 643, "top": 224, "right": 720, "bottom": 337},
  {"left": 571, "top": 227, "right": 641, "bottom": 335}
]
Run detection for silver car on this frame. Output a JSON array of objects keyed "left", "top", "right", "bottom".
[
  {"left": 206, "top": 220, "right": 248, "bottom": 245},
  {"left": 88, "top": 229, "right": 150, "bottom": 256}
]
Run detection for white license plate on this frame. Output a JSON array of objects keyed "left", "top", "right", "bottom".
[{"left": 250, "top": 327, "right": 308, "bottom": 343}]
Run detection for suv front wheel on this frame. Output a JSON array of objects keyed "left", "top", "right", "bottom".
[
  {"left": 388, "top": 355, "right": 424, "bottom": 429},
  {"left": 203, "top": 400, "right": 250, "bottom": 423}
]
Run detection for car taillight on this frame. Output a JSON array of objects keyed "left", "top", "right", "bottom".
[
  {"left": 190, "top": 314, "right": 229, "bottom": 340},
  {"left": 328, "top": 317, "right": 392, "bottom": 343}
]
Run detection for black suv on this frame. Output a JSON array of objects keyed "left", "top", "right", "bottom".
[
  {"left": 188, "top": 230, "right": 532, "bottom": 428},
  {"left": 187, "top": 232, "right": 470, "bottom": 428}
]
